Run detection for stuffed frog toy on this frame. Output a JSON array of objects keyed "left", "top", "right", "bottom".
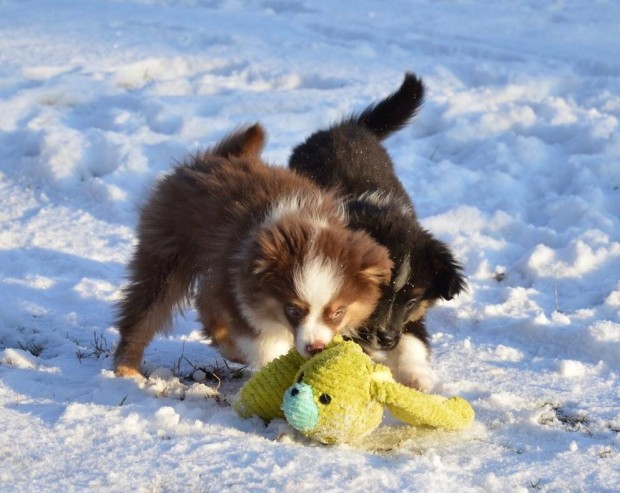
[{"left": 233, "top": 336, "right": 474, "bottom": 444}]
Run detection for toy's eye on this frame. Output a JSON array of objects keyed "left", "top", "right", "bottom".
[
  {"left": 297, "top": 373, "right": 304, "bottom": 383},
  {"left": 319, "top": 393, "right": 332, "bottom": 405}
]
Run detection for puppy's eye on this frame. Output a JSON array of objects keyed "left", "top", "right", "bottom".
[
  {"left": 405, "top": 298, "right": 419, "bottom": 310},
  {"left": 284, "top": 304, "right": 306, "bottom": 324},
  {"left": 329, "top": 307, "right": 346, "bottom": 321},
  {"left": 297, "top": 373, "right": 304, "bottom": 383},
  {"left": 319, "top": 393, "right": 332, "bottom": 405}
]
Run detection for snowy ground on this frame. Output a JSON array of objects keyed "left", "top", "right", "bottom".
[{"left": 1, "top": 0, "right": 619, "bottom": 491}]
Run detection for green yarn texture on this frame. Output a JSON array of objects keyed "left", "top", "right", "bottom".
[
  {"left": 234, "top": 336, "right": 475, "bottom": 444},
  {"left": 232, "top": 349, "right": 306, "bottom": 420}
]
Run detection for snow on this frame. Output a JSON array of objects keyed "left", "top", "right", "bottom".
[{"left": 1, "top": 0, "right": 619, "bottom": 491}]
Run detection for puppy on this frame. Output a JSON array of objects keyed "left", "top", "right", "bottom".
[
  {"left": 113, "top": 124, "right": 393, "bottom": 378},
  {"left": 289, "top": 73, "right": 466, "bottom": 390}
]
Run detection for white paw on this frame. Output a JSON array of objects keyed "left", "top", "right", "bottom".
[
  {"left": 391, "top": 333, "right": 437, "bottom": 391},
  {"left": 393, "top": 364, "right": 437, "bottom": 392}
]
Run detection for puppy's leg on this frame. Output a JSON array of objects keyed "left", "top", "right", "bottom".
[
  {"left": 373, "top": 320, "right": 436, "bottom": 391},
  {"left": 234, "top": 334, "right": 293, "bottom": 369},
  {"left": 195, "top": 291, "right": 247, "bottom": 365},
  {"left": 114, "top": 248, "right": 192, "bottom": 377}
]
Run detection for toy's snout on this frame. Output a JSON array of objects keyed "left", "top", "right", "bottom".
[{"left": 282, "top": 382, "right": 319, "bottom": 433}]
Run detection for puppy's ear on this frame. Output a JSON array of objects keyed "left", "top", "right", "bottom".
[
  {"left": 360, "top": 262, "right": 392, "bottom": 287},
  {"left": 211, "top": 123, "right": 266, "bottom": 158},
  {"left": 351, "top": 231, "right": 393, "bottom": 286},
  {"left": 423, "top": 236, "right": 467, "bottom": 300}
]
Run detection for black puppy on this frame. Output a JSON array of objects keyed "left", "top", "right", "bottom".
[{"left": 289, "top": 73, "right": 466, "bottom": 390}]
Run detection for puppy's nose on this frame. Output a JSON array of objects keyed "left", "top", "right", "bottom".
[{"left": 305, "top": 342, "right": 325, "bottom": 355}]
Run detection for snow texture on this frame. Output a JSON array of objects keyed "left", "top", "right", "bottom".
[{"left": 1, "top": 1, "right": 619, "bottom": 491}]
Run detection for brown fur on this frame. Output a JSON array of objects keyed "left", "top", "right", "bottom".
[{"left": 114, "top": 124, "right": 392, "bottom": 377}]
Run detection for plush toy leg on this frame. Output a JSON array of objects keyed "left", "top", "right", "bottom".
[
  {"left": 380, "top": 382, "right": 475, "bottom": 431},
  {"left": 233, "top": 349, "right": 306, "bottom": 421}
]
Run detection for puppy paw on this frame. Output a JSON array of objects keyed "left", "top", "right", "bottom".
[
  {"left": 115, "top": 364, "right": 144, "bottom": 379},
  {"left": 394, "top": 365, "right": 437, "bottom": 392},
  {"left": 387, "top": 333, "right": 437, "bottom": 392}
]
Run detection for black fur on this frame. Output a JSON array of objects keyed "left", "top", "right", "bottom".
[{"left": 289, "top": 72, "right": 466, "bottom": 354}]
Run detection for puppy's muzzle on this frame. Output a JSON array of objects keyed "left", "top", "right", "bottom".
[
  {"left": 305, "top": 342, "right": 325, "bottom": 355},
  {"left": 356, "top": 323, "right": 401, "bottom": 351}
]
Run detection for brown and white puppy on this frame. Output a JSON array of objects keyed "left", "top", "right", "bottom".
[{"left": 113, "top": 124, "right": 392, "bottom": 377}]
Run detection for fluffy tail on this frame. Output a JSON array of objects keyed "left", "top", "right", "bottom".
[
  {"left": 349, "top": 72, "right": 425, "bottom": 140},
  {"left": 209, "top": 123, "right": 266, "bottom": 158},
  {"left": 189, "top": 123, "right": 266, "bottom": 172}
]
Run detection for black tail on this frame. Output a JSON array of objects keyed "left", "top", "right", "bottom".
[{"left": 349, "top": 72, "right": 425, "bottom": 140}]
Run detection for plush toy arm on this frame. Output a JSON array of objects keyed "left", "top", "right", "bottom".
[
  {"left": 378, "top": 381, "right": 475, "bottom": 431},
  {"left": 233, "top": 349, "right": 306, "bottom": 421}
]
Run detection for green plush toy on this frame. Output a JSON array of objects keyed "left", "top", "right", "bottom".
[{"left": 233, "top": 336, "right": 475, "bottom": 444}]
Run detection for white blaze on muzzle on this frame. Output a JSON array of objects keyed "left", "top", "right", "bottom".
[{"left": 293, "top": 256, "right": 342, "bottom": 356}]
